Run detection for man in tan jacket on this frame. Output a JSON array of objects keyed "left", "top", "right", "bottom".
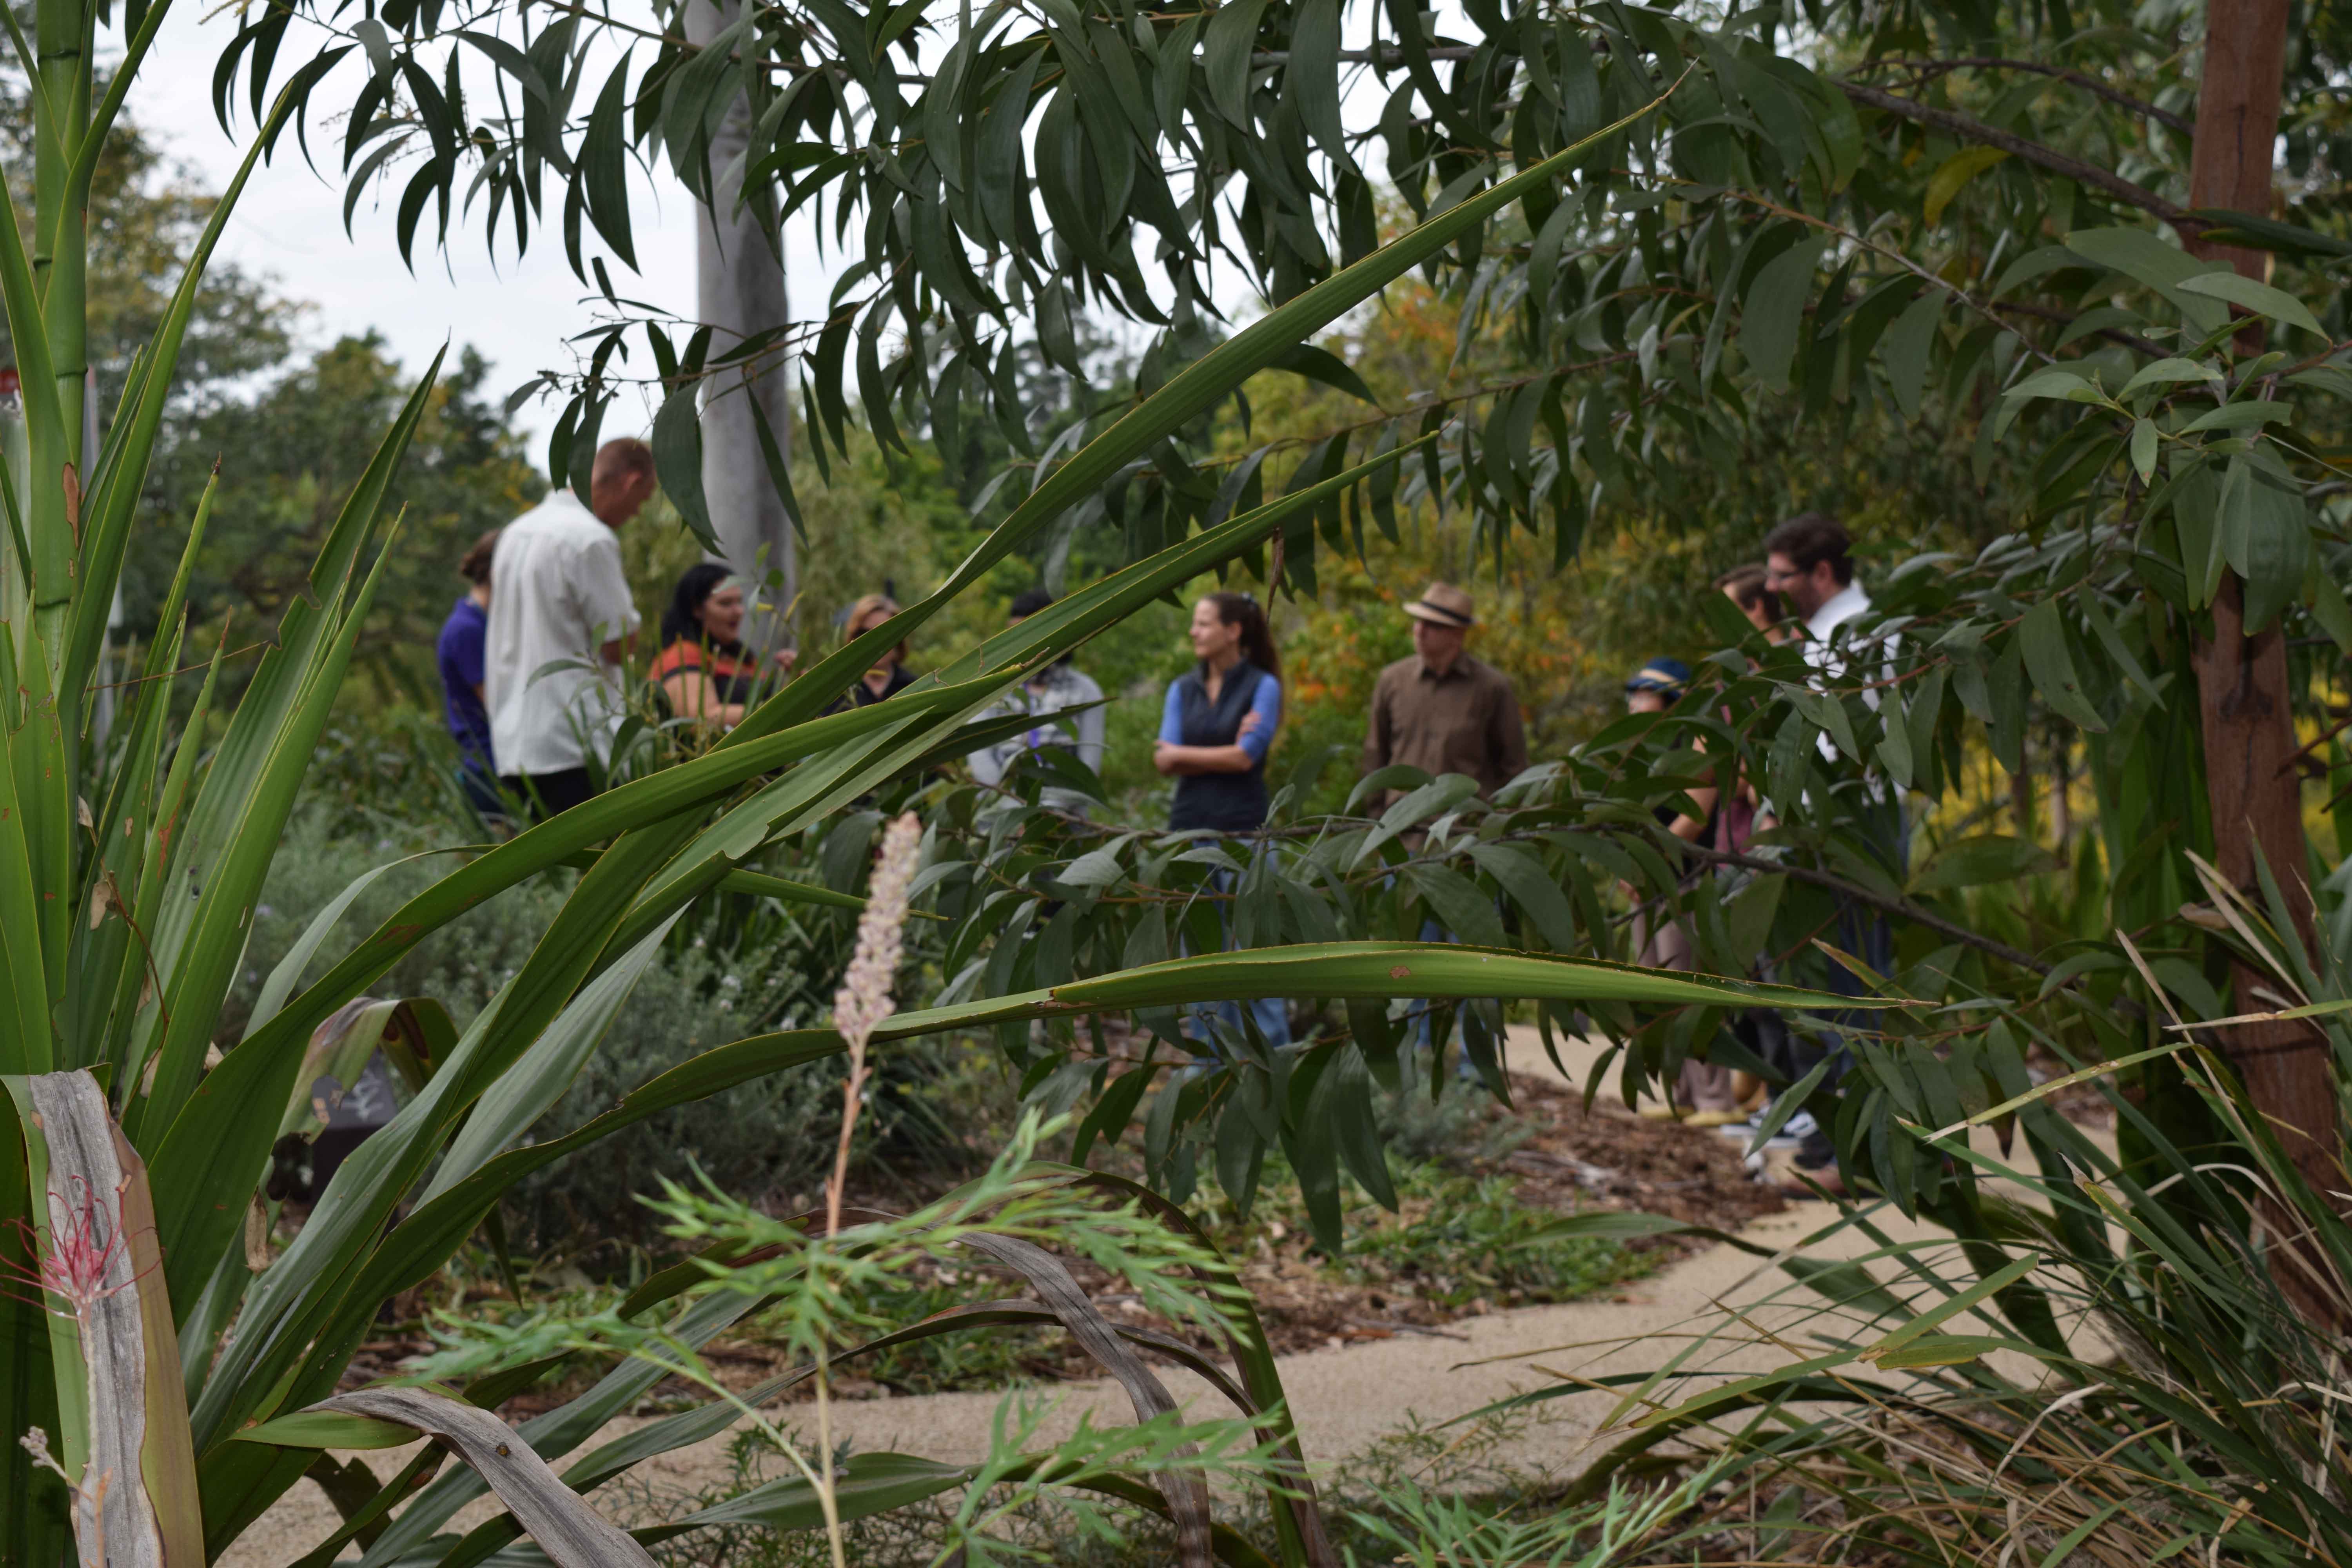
[
  {"left": 1361, "top": 582, "right": 1528, "bottom": 804},
  {"left": 1363, "top": 583, "right": 1530, "bottom": 1082}
]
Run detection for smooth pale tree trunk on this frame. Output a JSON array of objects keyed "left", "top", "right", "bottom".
[
  {"left": 687, "top": 0, "right": 796, "bottom": 655},
  {"left": 2182, "top": 0, "right": 2339, "bottom": 1309}
]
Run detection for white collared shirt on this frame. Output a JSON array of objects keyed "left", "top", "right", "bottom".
[
  {"left": 1802, "top": 580, "right": 1875, "bottom": 679},
  {"left": 1800, "top": 579, "right": 1895, "bottom": 764},
  {"left": 485, "top": 490, "right": 642, "bottom": 776}
]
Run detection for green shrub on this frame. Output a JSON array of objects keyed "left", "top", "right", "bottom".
[
  {"left": 226, "top": 811, "right": 569, "bottom": 1045},
  {"left": 1377, "top": 1071, "right": 1535, "bottom": 1169},
  {"left": 493, "top": 941, "right": 851, "bottom": 1258},
  {"left": 234, "top": 811, "right": 878, "bottom": 1256},
  {"left": 1333, "top": 1171, "right": 1645, "bottom": 1310}
]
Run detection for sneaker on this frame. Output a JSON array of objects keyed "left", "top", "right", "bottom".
[
  {"left": 1685, "top": 1109, "right": 1747, "bottom": 1128},
  {"left": 1718, "top": 1107, "right": 1815, "bottom": 1152}
]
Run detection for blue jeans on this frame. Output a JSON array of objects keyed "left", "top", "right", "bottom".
[
  {"left": 1196, "top": 995, "right": 1292, "bottom": 1051},
  {"left": 1403, "top": 918, "right": 1478, "bottom": 1077},
  {"left": 1183, "top": 857, "right": 1291, "bottom": 1054}
]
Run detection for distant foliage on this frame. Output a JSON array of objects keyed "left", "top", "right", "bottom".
[{"left": 134, "top": 336, "right": 544, "bottom": 707}]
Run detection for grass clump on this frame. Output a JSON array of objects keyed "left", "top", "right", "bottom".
[{"left": 629, "top": 1406, "right": 1604, "bottom": 1567}]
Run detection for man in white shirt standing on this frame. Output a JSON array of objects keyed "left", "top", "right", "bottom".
[
  {"left": 1749, "top": 511, "right": 1898, "bottom": 1195},
  {"left": 1765, "top": 510, "right": 1877, "bottom": 689},
  {"left": 486, "top": 438, "right": 655, "bottom": 820}
]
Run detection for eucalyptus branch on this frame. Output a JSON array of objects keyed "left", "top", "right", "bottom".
[
  {"left": 1875, "top": 58, "right": 2195, "bottom": 137},
  {"left": 1699, "top": 185, "right": 2053, "bottom": 368},
  {"left": 1673, "top": 840, "right": 2051, "bottom": 975},
  {"left": 1837, "top": 82, "right": 2200, "bottom": 232},
  {"left": 1992, "top": 299, "right": 2172, "bottom": 359}
]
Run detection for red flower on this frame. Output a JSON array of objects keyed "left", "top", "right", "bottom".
[{"left": 2, "top": 1174, "right": 137, "bottom": 1317}]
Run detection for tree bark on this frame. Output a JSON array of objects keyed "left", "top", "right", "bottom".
[
  {"left": 2183, "top": 0, "right": 2339, "bottom": 1294},
  {"left": 689, "top": 0, "right": 797, "bottom": 656},
  {"left": 2186, "top": 2, "right": 2290, "bottom": 281}
]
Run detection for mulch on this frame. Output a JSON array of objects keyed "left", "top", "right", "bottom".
[{"left": 1498, "top": 1070, "right": 1788, "bottom": 1236}]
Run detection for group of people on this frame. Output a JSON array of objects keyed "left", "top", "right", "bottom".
[
  {"left": 432, "top": 459, "right": 1877, "bottom": 1185},
  {"left": 1094, "top": 511, "right": 1879, "bottom": 1190},
  {"left": 438, "top": 438, "right": 670, "bottom": 821},
  {"left": 1617, "top": 512, "right": 1887, "bottom": 1189},
  {"left": 434, "top": 437, "right": 915, "bottom": 824}
]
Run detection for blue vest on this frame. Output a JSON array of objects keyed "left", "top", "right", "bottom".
[{"left": 1168, "top": 661, "right": 1272, "bottom": 833}]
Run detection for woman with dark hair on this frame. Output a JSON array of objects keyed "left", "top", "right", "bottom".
[
  {"left": 1153, "top": 590, "right": 1282, "bottom": 829},
  {"left": 650, "top": 563, "right": 794, "bottom": 728},
  {"left": 1154, "top": 589, "right": 1289, "bottom": 1047}
]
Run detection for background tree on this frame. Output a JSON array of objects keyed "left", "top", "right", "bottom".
[{"left": 133, "top": 336, "right": 543, "bottom": 704}]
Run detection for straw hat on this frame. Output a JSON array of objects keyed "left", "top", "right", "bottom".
[{"left": 1402, "top": 582, "right": 1476, "bottom": 628}]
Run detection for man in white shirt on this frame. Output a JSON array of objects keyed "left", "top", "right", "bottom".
[
  {"left": 1766, "top": 510, "right": 1880, "bottom": 696},
  {"left": 486, "top": 439, "right": 655, "bottom": 820},
  {"left": 1749, "top": 512, "right": 1900, "bottom": 1195}
]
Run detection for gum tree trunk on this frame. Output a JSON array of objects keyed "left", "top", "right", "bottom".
[
  {"left": 2182, "top": 0, "right": 2339, "bottom": 1278},
  {"left": 687, "top": 0, "right": 797, "bottom": 655}
]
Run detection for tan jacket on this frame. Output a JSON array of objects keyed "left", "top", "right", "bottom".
[{"left": 1361, "top": 653, "right": 1529, "bottom": 804}]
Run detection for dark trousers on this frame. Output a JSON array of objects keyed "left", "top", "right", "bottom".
[
  {"left": 457, "top": 757, "right": 508, "bottom": 826},
  {"left": 1793, "top": 828, "right": 1901, "bottom": 1170},
  {"left": 499, "top": 766, "right": 596, "bottom": 822},
  {"left": 1814, "top": 801, "right": 1906, "bottom": 1166}
]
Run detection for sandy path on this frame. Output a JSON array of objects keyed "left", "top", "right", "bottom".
[{"left": 222, "top": 1027, "right": 2102, "bottom": 1564}]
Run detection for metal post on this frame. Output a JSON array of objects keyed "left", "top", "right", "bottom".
[{"left": 686, "top": 0, "right": 797, "bottom": 655}]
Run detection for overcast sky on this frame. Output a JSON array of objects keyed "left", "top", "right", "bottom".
[
  {"left": 124, "top": 5, "right": 1392, "bottom": 453},
  {"left": 133, "top": 5, "right": 851, "bottom": 450}
]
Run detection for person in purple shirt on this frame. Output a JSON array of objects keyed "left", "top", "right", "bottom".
[
  {"left": 1154, "top": 590, "right": 1289, "bottom": 1048},
  {"left": 437, "top": 530, "right": 504, "bottom": 822}
]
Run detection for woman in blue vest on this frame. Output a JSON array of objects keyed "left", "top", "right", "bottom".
[{"left": 1154, "top": 590, "right": 1288, "bottom": 1047}]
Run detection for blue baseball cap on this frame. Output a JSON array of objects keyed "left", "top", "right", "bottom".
[{"left": 1624, "top": 658, "right": 1691, "bottom": 699}]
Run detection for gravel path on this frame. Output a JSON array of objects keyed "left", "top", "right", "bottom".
[{"left": 222, "top": 1029, "right": 2104, "bottom": 1565}]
